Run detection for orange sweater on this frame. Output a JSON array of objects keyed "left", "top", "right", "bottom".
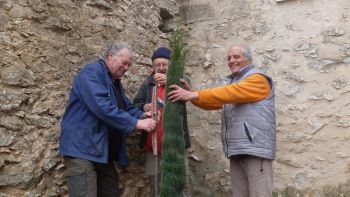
[{"left": 191, "top": 74, "right": 271, "bottom": 110}]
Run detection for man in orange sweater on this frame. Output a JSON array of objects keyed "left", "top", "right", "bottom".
[{"left": 168, "top": 44, "right": 276, "bottom": 197}]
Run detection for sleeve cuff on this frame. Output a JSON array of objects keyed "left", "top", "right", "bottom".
[{"left": 127, "top": 117, "right": 138, "bottom": 133}]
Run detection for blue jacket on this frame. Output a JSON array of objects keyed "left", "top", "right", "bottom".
[{"left": 59, "top": 59, "right": 144, "bottom": 164}]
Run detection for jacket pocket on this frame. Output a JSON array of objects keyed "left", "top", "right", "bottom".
[
  {"left": 243, "top": 122, "right": 253, "bottom": 143},
  {"left": 76, "top": 127, "right": 105, "bottom": 156}
]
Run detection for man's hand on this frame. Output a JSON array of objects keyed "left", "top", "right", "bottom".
[
  {"left": 136, "top": 118, "right": 156, "bottom": 132},
  {"left": 143, "top": 103, "right": 152, "bottom": 112},
  {"left": 154, "top": 73, "right": 166, "bottom": 86},
  {"left": 168, "top": 85, "right": 198, "bottom": 102},
  {"left": 143, "top": 111, "right": 152, "bottom": 118},
  {"left": 179, "top": 79, "right": 191, "bottom": 91}
]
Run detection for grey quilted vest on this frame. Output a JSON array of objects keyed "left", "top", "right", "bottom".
[{"left": 221, "top": 64, "right": 276, "bottom": 160}]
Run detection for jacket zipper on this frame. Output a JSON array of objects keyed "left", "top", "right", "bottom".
[
  {"left": 223, "top": 108, "right": 229, "bottom": 157},
  {"left": 243, "top": 123, "right": 253, "bottom": 142}
]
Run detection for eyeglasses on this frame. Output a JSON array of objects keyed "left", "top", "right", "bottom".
[{"left": 154, "top": 63, "right": 168, "bottom": 68}]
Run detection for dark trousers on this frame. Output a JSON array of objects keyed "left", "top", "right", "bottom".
[{"left": 63, "top": 157, "right": 119, "bottom": 197}]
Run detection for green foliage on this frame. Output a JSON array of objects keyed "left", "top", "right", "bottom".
[
  {"left": 272, "top": 188, "right": 292, "bottom": 197},
  {"left": 160, "top": 29, "right": 187, "bottom": 197},
  {"left": 272, "top": 191, "right": 279, "bottom": 197}
]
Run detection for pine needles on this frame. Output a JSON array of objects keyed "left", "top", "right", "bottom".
[{"left": 160, "top": 29, "right": 187, "bottom": 197}]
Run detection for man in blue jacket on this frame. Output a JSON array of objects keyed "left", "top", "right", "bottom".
[{"left": 59, "top": 42, "right": 155, "bottom": 197}]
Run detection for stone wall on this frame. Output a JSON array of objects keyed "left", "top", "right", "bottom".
[
  {"left": 0, "top": 0, "right": 350, "bottom": 196},
  {"left": 0, "top": 0, "right": 177, "bottom": 196},
  {"left": 182, "top": 0, "right": 350, "bottom": 196}
]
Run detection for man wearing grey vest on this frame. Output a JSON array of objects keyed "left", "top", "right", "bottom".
[{"left": 168, "top": 44, "right": 276, "bottom": 197}]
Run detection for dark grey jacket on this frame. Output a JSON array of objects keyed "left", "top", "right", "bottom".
[
  {"left": 133, "top": 75, "right": 191, "bottom": 149},
  {"left": 222, "top": 64, "right": 276, "bottom": 160}
]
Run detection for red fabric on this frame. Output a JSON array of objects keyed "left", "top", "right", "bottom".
[{"left": 144, "top": 85, "right": 165, "bottom": 155}]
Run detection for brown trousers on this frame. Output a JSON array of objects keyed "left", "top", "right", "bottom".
[
  {"left": 63, "top": 157, "right": 119, "bottom": 197},
  {"left": 230, "top": 156, "right": 273, "bottom": 197}
]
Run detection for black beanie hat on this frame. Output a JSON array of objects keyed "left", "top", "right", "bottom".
[{"left": 151, "top": 47, "right": 171, "bottom": 61}]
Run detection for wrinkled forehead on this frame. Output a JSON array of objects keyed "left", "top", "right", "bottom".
[{"left": 153, "top": 57, "right": 169, "bottom": 65}]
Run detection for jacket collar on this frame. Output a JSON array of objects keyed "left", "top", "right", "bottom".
[
  {"left": 98, "top": 58, "right": 114, "bottom": 81},
  {"left": 147, "top": 75, "right": 156, "bottom": 86}
]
